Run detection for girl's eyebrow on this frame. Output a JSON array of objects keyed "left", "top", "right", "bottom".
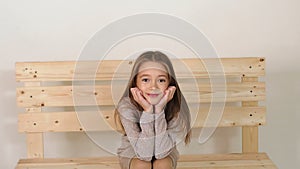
[
  {"left": 158, "top": 75, "right": 168, "bottom": 78},
  {"left": 138, "top": 73, "right": 168, "bottom": 77},
  {"left": 138, "top": 73, "right": 150, "bottom": 77}
]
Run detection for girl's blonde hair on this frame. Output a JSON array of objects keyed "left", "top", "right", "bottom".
[{"left": 114, "top": 51, "right": 191, "bottom": 144}]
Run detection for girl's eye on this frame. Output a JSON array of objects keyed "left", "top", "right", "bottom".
[
  {"left": 158, "top": 79, "right": 166, "bottom": 83},
  {"left": 141, "top": 78, "right": 149, "bottom": 82}
]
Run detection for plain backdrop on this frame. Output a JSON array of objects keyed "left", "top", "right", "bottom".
[{"left": 1, "top": 0, "right": 300, "bottom": 168}]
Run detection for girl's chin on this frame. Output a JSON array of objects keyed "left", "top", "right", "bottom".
[
  {"left": 146, "top": 95, "right": 163, "bottom": 105},
  {"left": 148, "top": 99, "right": 160, "bottom": 105}
]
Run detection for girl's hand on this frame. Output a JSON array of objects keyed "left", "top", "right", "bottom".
[
  {"left": 130, "top": 87, "right": 153, "bottom": 113},
  {"left": 155, "top": 86, "right": 176, "bottom": 113}
]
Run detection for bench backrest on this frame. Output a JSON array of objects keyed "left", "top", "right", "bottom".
[{"left": 16, "top": 57, "right": 265, "bottom": 158}]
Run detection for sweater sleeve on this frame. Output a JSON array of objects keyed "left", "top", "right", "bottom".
[
  {"left": 154, "top": 110, "right": 187, "bottom": 159},
  {"left": 117, "top": 98, "right": 155, "bottom": 161}
]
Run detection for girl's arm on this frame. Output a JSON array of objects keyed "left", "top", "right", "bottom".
[
  {"left": 154, "top": 110, "right": 187, "bottom": 159},
  {"left": 118, "top": 97, "right": 155, "bottom": 161}
]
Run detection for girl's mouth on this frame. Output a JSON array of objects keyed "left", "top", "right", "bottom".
[
  {"left": 147, "top": 93, "right": 161, "bottom": 98},
  {"left": 144, "top": 92, "right": 163, "bottom": 105}
]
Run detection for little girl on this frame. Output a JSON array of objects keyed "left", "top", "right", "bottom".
[{"left": 115, "top": 51, "right": 191, "bottom": 169}]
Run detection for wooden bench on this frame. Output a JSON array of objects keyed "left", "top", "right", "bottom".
[{"left": 15, "top": 57, "right": 277, "bottom": 169}]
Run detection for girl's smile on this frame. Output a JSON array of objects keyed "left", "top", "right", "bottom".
[
  {"left": 144, "top": 92, "right": 163, "bottom": 105},
  {"left": 147, "top": 93, "right": 161, "bottom": 97}
]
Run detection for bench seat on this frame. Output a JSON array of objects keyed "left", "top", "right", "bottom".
[{"left": 16, "top": 153, "right": 277, "bottom": 169}]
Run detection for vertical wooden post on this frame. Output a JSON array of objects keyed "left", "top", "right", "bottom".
[
  {"left": 242, "top": 77, "right": 259, "bottom": 153},
  {"left": 24, "top": 82, "right": 44, "bottom": 158}
]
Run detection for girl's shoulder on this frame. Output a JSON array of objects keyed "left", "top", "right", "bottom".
[
  {"left": 118, "top": 96, "right": 132, "bottom": 108},
  {"left": 117, "top": 97, "right": 140, "bottom": 120},
  {"left": 117, "top": 97, "right": 138, "bottom": 112}
]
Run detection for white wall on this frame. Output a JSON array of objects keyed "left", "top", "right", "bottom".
[{"left": 1, "top": 0, "right": 300, "bottom": 168}]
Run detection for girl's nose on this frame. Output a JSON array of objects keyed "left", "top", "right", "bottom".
[
  {"left": 150, "top": 86, "right": 157, "bottom": 90},
  {"left": 150, "top": 82, "right": 158, "bottom": 89}
]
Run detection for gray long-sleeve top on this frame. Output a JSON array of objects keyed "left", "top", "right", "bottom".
[{"left": 117, "top": 97, "right": 186, "bottom": 161}]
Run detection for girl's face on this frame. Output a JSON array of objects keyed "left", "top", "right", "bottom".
[{"left": 136, "top": 61, "right": 170, "bottom": 105}]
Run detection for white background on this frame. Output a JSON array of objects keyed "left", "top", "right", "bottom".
[{"left": 1, "top": 0, "right": 300, "bottom": 168}]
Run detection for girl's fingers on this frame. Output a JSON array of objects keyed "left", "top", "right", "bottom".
[
  {"left": 130, "top": 88, "right": 139, "bottom": 101},
  {"left": 159, "top": 86, "right": 176, "bottom": 105},
  {"left": 136, "top": 90, "right": 144, "bottom": 101},
  {"left": 135, "top": 89, "right": 147, "bottom": 104},
  {"left": 131, "top": 88, "right": 144, "bottom": 105},
  {"left": 131, "top": 88, "right": 151, "bottom": 112},
  {"left": 167, "top": 86, "right": 176, "bottom": 101},
  {"left": 162, "top": 90, "right": 169, "bottom": 102},
  {"left": 161, "top": 88, "right": 172, "bottom": 103}
]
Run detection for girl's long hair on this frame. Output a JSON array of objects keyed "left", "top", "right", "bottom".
[{"left": 114, "top": 51, "right": 191, "bottom": 144}]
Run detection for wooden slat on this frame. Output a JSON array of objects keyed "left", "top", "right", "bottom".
[
  {"left": 242, "top": 126, "right": 259, "bottom": 153},
  {"left": 15, "top": 57, "right": 265, "bottom": 82},
  {"left": 15, "top": 153, "right": 277, "bottom": 169},
  {"left": 177, "top": 153, "right": 277, "bottom": 169},
  {"left": 192, "top": 106, "right": 265, "bottom": 128},
  {"left": 26, "top": 133, "right": 44, "bottom": 158},
  {"left": 24, "top": 82, "right": 44, "bottom": 158},
  {"left": 18, "top": 106, "right": 265, "bottom": 133},
  {"left": 16, "top": 82, "right": 265, "bottom": 107},
  {"left": 242, "top": 77, "right": 259, "bottom": 153}
]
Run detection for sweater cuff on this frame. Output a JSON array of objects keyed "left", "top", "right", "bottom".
[
  {"left": 154, "top": 110, "right": 167, "bottom": 133},
  {"left": 155, "top": 110, "right": 165, "bottom": 120},
  {"left": 140, "top": 111, "right": 155, "bottom": 124}
]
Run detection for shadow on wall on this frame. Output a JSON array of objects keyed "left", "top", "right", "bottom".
[
  {"left": 44, "top": 132, "right": 114, "bottom": 157},
  {"left": 261, "top": 70, "right": 299, "bottom": 168},
  {"left": 178, "top": 127, "right": 241, "bottom": 154},
  {"left": 0, "top": 70, "right": 27, "bottom": 168}
]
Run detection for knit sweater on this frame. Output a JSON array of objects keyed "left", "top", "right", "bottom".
[{"left": 117, "top": 97, "right": 187, "bottom": 161}]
